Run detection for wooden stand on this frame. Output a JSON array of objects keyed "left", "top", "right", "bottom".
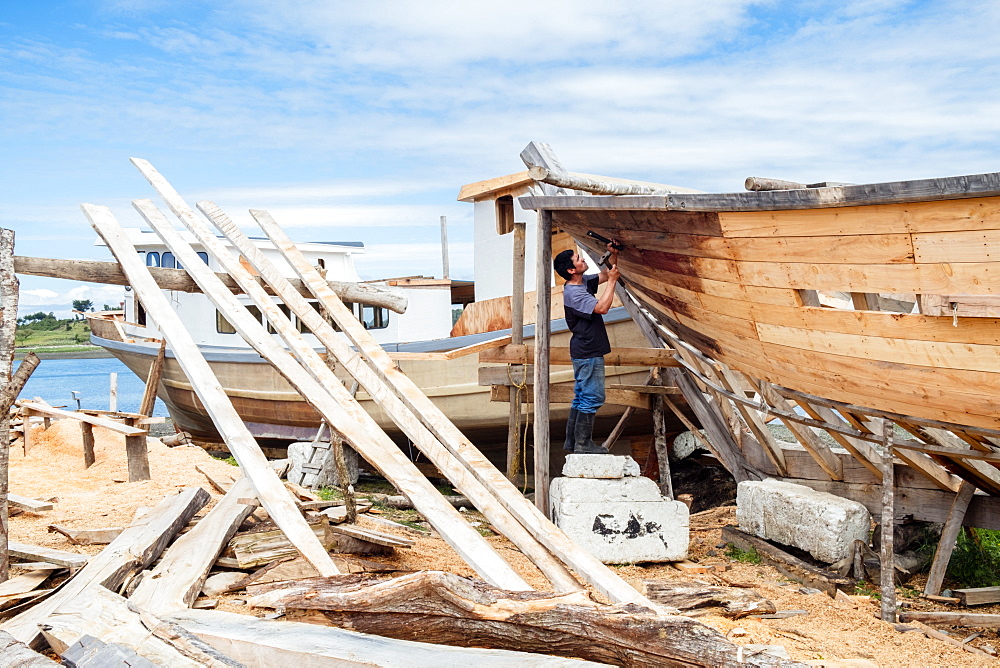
[
  {"left": 507, "top": 222, "right": 526, "bottom": 481},
  {"left": 880, "top": 420, "right": 897, "bottom": 623},
  {"left": 533, "top": 210, "right": 552, "bottom": 516}
]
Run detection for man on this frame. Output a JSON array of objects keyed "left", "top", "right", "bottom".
[{"left": 553, "top": 241, "right": 620, "bottom": 454}]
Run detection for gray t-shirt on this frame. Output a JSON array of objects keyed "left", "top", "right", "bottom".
[{"left": 563, "top": 275, "right": 611, "bottom": 359}]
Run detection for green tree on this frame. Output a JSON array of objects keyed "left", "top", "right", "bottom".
[{"left": 71, "top": 299, "right": 93, "bottom": 314}]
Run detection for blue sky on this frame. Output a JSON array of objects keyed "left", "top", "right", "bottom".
[{"left": 4, "top": 0, "right": 1000, "bottom": 316}]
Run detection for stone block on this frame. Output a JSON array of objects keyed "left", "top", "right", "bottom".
[
  {"left": 671, "top": 431, "right": 701, "bottom": 461},
  {"left": 562, "top": 454, "right": 641, "bottom": 479},
  {"left": 287, "top": 441, "right": 359, "bottom": 489},
  {"left": 551, "top": 477, "right": 664, "bottom": 505},
  {"left": 736, "top": 480, "right": 871, "bottom": 563},
  {"left": 551, "top": 477, "right": 688, "bottom": 564}
]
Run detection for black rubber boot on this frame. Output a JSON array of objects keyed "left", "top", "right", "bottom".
[
  {"left": 573, "top": 411, "right": 609, "bottom": 454},
  {"left": 563, "top": 408, "right": 579, "bottom": 452}
]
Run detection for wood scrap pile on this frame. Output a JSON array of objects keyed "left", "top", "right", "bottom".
[{"left": 0, "top": 164, "right": 800, "bottom": 665}]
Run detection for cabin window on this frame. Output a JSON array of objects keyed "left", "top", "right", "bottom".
[
  {"left": 246, "top": 304, "right": 263, "bottom": 325},
  {"left": 496, "top": 195, "right": 514, "bottom": 235},
  {"left": 268, "top": 304, "right": 292, "bottom": 334},
  {"left": 145, "top": 252, "right": 160, "bottom": 268},
  {"left": 135, "top": 298, "right": 146, "bottom": 327},
  {"left": 317, "top": 258, "right": 326, "bottom": 270},
  {"left": 197, "top": 252, "right": 209, "bottom": 265},
  {"left": 161, "top": 252, "right": 177, "bottom": 269},
  {"left": 216, "top": 310, "right": 236, "bottom": 334},
  {"left": 361, "top": 305, "right": 389, "bottom": 330}
]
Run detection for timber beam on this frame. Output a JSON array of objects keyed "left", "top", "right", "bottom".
[{"left": 479, "top": 344, "right": 681, "bottom": 367}]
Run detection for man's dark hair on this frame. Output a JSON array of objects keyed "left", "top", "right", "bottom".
[{"left": 553, "top": 249, "right": 575, "bottom": 280}]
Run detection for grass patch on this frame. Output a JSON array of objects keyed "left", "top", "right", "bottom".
[
  {"left": 855, "top": 581, "right": 881, "bottom": 600},
  {"left": 947, "top": 528, "right": 1000, "bottom": 588},
  {"left": 724, "top": 544, "right": 761, "bottom": 564},
  {"left": 212, "top": 454, "right": 239, "bottom": 467},
  {"left": 316, "top": 486, "right": 344, "bottom": 501}
]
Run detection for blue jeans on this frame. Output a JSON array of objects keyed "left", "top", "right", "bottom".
[{"left": 571, "top": 357, "right": 605, "bottom": 414}]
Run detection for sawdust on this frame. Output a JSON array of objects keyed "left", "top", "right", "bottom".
[{"left": 7, "top": 421, "right": 999, "bottom": 665}]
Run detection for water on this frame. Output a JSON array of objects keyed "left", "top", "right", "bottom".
[{"left": 14, "top": 357, "right": 169, "bottom": 417}]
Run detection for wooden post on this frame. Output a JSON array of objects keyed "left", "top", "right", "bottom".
[
  {"left": 533, "top": 210, "right": 552, "bottom": 516},
  {"left": 138, "top": 339, "right": 166, "bottom": 418},
  {"left": 440, "top": 216, "right": 450, "bottom": 280},
  {"left": 0, "top": 228, "right": 16, "bottom": 583},
  {"left": 108, "top": 372, "right": 118, "bottom": 413},
  {"left": 924, "top": 481, "right": 976, "bottom": 596},
  {"left": 81, "top": 423, "right": 96, "bottom": 468},
  {"left": 880, "top": 420, "right": 896, "bottom": 623},
  {"left": 507, "top": 222, "right": 526, "bottom": 480}
]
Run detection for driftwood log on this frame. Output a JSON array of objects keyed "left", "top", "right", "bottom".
[
  {"left": 641, "top": 579, "right": 776, "bottom": 619},
  {"left": 247, "top": 571, "right": 796, "bottom": 667},
  {"left": 13, "top": 256, "right": 407, "bottom": 314},
  {"left": 0, "top": 630, "right": 58, "bottom": 666}
]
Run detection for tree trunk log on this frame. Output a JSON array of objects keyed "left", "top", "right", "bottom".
[
  {"left": 247, "top": 571, "right": 794, "bottom": 667},
  {"left": 0, "top": 229, "right": 17, "bottom": 585},
  {"left": 641, "top": 580, "right": 776, "bottom": 619}
]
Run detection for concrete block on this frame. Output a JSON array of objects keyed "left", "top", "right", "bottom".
[
  {"left": 550, "top": 477, "right": 664, "bottom": 506},
  {"left": 287, "top": 441, "right": 359, "bottom": 489},
  {"left": 553, "top": 497, "right": 689, "bottom": 563},
  {"left": 551, "top": 477, "right": 688, "bottom": 563},
  {"left": 671, "top": 431, "right": 701, "bottom": 461},
  {"left": 562, "top": 454, "right": 641, "bottom": 479},
  {"left": 736, "top": 480, "right": 871, "bottom": 563}
]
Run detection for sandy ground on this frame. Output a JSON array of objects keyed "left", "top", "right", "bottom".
[{"left": 7, "top": 419, "right": 999, "bottom": 666}]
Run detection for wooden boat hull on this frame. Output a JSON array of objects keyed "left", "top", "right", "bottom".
[
  {"left": 90, "top": 311, "right": 652, "bottom": 447},
  {"left": 535, "top": 192, "right": 1000, "bottom": 433}
]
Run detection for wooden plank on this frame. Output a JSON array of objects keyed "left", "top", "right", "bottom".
[
  {"left": 8, "top": 494, "right": 52, "bottom": 513},
  {"left": 0, "top": 571, "right": 50, "bottom": 597},
  {"left": 480, "top": 344, "right": 679, "bottom": 367},
  {"left": 923, "top": 482, "right": 976, "bottom": 597},
  {"left": 0, "top": 630, "right": 58, "bottom": 666},
  {"left": 125, "top": 433, "right": 151, "bottom": 482},
  {"left": 8, "top": 543, "right": 87, "bottom": 569},
  {"left": 896, "top": 441, "right": 1000, "bottom": 463},
  {"left": 153, "top": 197, "right": 535, "bottom": 592},
  {"left": 898, "top": 611, "right": 1000, "bottom": 628},
  {"left": 753, "top": 380, "right": 842, "bottom": 480},
  {"left": 1, "top": 487, "right": 208, "bottom": 646},
  {"left": 490, "top": 384, "right": 652, "bottom": 411},
  {"left": 720, "top": 527, "right": 854, "bottom": 597},
  {"left": 47, "top": 525, "right": 123, "bottom": 546},
  {"left": 327, "top": 524, "right": 415, "bottom": 548},
  {"left": 230, "top": 522, "right": 335, "bottom": 570},
  {"left": 40, "top": 586, "right": 204, "bottom": 667},
  {"left": 130, "top": 477, "right": 256, "bottom": 612},
  {"left": 233, "top": 206, "right": 656, "bottom": 605},
  {"left": 170, "top": 608, "right": 597, "bottom": 667},
  {"left": 14, "top": 402, "right": 145, "bottom": 435},
  {"left": 85, "top": 201, "right": 338, "bottom": 579},
  {"left": 711, "top": 366, "right": 787, "bottom": 476},
  {"left": 953, "top": 587, "right": 1000, "bottom": 606},
  {"left": 388, "top": 335, "right": 511, "bottom": 361}
]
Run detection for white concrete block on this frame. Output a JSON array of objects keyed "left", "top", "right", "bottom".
[
  {"left": 736, "top": 480, "right": 871, "bottom": 563},
  {"left": 562, "top": 454, "right": 641, "bottom": 479},
  {"left": 671, "top": 431, "right": 702, "bottom": 461},
  {"left": 553, "top": 498, "right": 689, "bottom": 563},
  {"left": 550, "top": 477, "right": 664, "bottom": 506}
]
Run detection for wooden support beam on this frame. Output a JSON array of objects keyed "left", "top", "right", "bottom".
[
  {"left": 1, "top": 486, "right": 208, "bottom": 646},
  {"left": 880, "top": 421, "right": 897, "bottom": 623},
  {"left": 490, "top": 385, "right": 653, "bottom": 411},
  {"left": 754, "top": 381, "right": 843, "bottom": 481},
  {"left": 850, "top": 292, "right": 881, "bottom": 311},
  {"left": 534, "top": 209, "right": 553, "bottom": 517},
  {"left": 923, "top": 481, "right": 976, "bottom": 597},
  {"left": 898, "top": 611, "right": 1000, "bottom": 628},
  {"left": 953, "top": 587, "right": 1000, "bottom": 606},
  {"left": 130, "top": 477, "right": 256, "bottom": 612},
  {"left": 138, "top": 339, "right": 166, "bottom": 418},
  {"left": 125, "top": 433, "right": 151, "bottom": 482},
  {"left": 209, "top": 199, "right": 651, "bottom": 605},
  {"left": 13, "top": 255, "right": 408, "bottom": 314},
  {"left": 155, "top": 197, "right": 535, "bottom": 592},
  {"left": 480, "top": 344, "right": 680, "bottom": 367},
  {"left": 795, "top": 401, "right": 882, "bottom": 480},
  {"left": 0, "top": 229, "right": 15, "bottom": 585},
  {"left": 711, "top": 366, "right": 787, "bottom": 476},
  {"left": 81, "top": 423, "right": 96, "bottom": 469},
  {"left": 0, "top": 353, "right": 39, "bottom": 416},
  {"left": 508, "top": 222, "right": 526, "bottom": 482},
  {"left": 14, "top": 402, "right": 145, "bottom": 436},
  {"left": 84, "top": 202, "right": 338, "bottom": 579}
]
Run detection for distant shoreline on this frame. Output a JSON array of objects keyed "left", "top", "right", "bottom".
[{"left": 14, "top": 348, "right": 114, "bottom": 361}]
